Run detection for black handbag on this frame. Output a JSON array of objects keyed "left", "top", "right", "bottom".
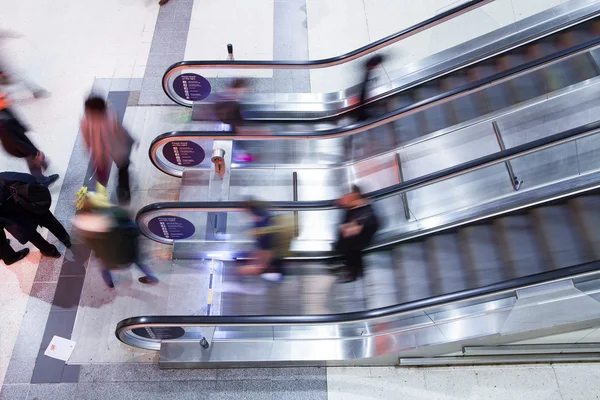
[{"left": 7, "top": 181, "right": 51, "bottom": 215}]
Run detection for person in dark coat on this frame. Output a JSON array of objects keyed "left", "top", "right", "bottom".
[
  {"left": 333, "top": 185, "right": 379, "bottom": 283},
  {"left": 356, "top": 54, "right": 385, "bottom": 122},
  {"left": 0, "top": 93, "right": 59, "bottom": 186},
  {"left": 0, "top": 172, "right": 70, "bottom": 258},
  {"left": 0, "top": 228, "right": 29, "bottom": 265}
]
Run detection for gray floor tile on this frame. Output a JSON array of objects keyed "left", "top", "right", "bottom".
[
  {"left": 271, "top": 379, "right": 327, "bottom": 400},
  {"left": 271, "top": 367, "right": 326, "bottom": 380},
  {"left": 79, "top": 364, "right": 216, "bottom": 383},
  {"left": 26, "top": 383, "right": 76, "bottom": 400},
  {"left": 3, "top": 358, "right": 36, "bottom": 384},
  {"left": 10, "top": 301, "right": 51, "bottom": 358},
  {"left": 216, "top": 368, "right": 273, "bottom": 380},
  {"left": 30, "top": 350, "right": 65, "bottom": 384},
  {"left": 0, "top": 385, "right": 29, "bottom": 400},
  {"left": 214, "top": 380, "right": 273, "bottom": 400},
  {"left": 76, "top": 381, "right": 194, "bottom": 400}
]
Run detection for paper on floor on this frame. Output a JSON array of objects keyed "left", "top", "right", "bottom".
[{"left": 44, "top": 336, "right": 76, "bottom": 361}]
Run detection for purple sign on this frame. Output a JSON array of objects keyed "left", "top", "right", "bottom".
[
  {"left": 148, "top": 216, "right": 195, "bottom": 240},
  {"left": 173, "top": 73, "right": 211, "bottom": 101},
  {"left": 163, "top": 141, "right": 205, "bottom": 167},
  {"left": 132, "top": 326, "right": 185, "bottom": 340}
]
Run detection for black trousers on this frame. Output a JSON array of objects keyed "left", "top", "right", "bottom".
[
  {"left": 0, "top": 229, "right": 21, "bottom": 262},
  {"left": 334, "top": 235, "right": 369, "bottom": 280},
  {"left": 28, "top": 211, "right": 70, "bottom": 252}
]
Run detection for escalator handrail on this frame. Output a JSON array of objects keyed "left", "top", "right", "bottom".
[
  {"left": 163, "top": 0, "right": 490, "bottom": 72},
  {"left": 151, "top": 30, "right": 600, "bottom": 170},
  {"left": 116, "top": 261, "right": 600, "bottom": 329},
  {"left": 138, "top": 119, "right": 600, "bottom": 220}
]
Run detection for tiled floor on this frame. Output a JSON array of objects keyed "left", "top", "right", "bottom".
[
  {"left": 2, "top": 0, "right": 599, "bottom": 399},
  {"left": 328, "top": 364, "right": 600, "bottom": 400}
]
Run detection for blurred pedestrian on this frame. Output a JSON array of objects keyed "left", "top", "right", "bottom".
[
  {"left": 357, "top": 54, "right": 385, "bottom": 121},
  {"left": 0, "top": 171, "right": 71, "bottom": 258},
  {"left": 73, "top": 184, "right": 158, "bottom": 288},
  {"left": 0, "top": 94, "right": 58, "bottom": 185},
  {"left": 0, "top": 30, "right": 49, "bottom": 99},
  {"left": 0, "top": 229, "right": 29, "bottom": 265},
  {"left": 80, "top": 95, "right": 134, "bottom": 204},
  {"left": 215, "top": 78, "right": 272, "bottom": 162},
  {"left": 238, "top": 200, "right": 295, "bottom": 282},
  {"left": 332, "top": 185, "right": 379, "bottom": 283}
]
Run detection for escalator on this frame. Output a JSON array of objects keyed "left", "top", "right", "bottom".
[
  {"left": 117, "top": 122, "right": 600, "bottom": 365},
  {"left": 151, "top": 11, "right": 600, "bottom": 188},
  {"left": 162, "top": 0, "right": 600, "bottom": 135}
]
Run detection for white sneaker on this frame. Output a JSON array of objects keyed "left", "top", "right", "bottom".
[{"left": 260, "top": 272, "right": 283, "bottom": 283}]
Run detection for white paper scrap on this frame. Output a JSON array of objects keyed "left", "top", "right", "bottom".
[{"left": 44, "top": 336, "right": 76, "bottom": 361}]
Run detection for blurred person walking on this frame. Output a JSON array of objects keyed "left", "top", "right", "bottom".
[
  {"left": 238, "top": 200, "right": 295, "bottom": 282},
  {"left": 332, "top": 185, "right": 379, "bottom": 283},
  {"left": 0, "top": 171, "right": 71, "bottom": 258},
  {"left": 73, "top": 184, "right": 158, "bottom": 288},
  {"left": 0, "top": 92, "right": 59, "bottom": 186},
  {"left": 0, "top": 30, "right": 49, "bottom": 99},
  {"left": 80, "top": 95, "right": 135, "bottom": 204},
  {"left": 356, "top": 54, "right": 385, "bottom": 121}
]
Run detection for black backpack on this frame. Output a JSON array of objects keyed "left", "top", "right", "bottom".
[{"left": 7, "top": 181, "right": 52, "bottom": 215}]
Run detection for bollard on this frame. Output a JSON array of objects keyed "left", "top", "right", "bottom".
[
  {"left": 211, "top": 148, "right": 226, "bottom": 178},
  {"left": 227, "top": 43, "right": 234, "bottom": 61}
]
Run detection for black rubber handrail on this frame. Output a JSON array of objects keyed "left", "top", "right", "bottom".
[
  {"left": 138, "top": 120, "right": 600, "bottom": 221},
  {"left": 116, "top": 260, "right": 600, "bottom": 329}
]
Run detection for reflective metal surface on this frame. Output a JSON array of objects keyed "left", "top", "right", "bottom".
[{"left": 115, "top": 270, "right": 600, "bottom": 366}]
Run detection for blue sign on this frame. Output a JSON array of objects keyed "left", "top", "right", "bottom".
[
  {"left": 148, "top": 216, "right": 195, "bottom": 240},
  {"left": 173, "top": 73, "right": 211, "bottom": 101},
  {"left": 162, "top": 141, "right": 205, "bottom": 167}
]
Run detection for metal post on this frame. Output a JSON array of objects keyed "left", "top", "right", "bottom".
[
  {"left": 227, "top": 43, "right": 234, "bottom": 61},
  {"left": 395, "top": 153, "right": 411, "bottom": 221},
  {"left": 492, "top": 121, "right": 522, "bottom": 191},
  {"left": 293, "top": 171, "right": 299, "bottom": 237}
]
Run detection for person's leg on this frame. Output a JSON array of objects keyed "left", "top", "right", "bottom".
[
  {"left": 37, "top": 212, "right": 71, "bottom": 247},
  {"left": 101, "top": 268, "right": 115, "bottom": 288},
  {"left": 134, "top": 260, "right": 159, "bottom": 284},
  {"left": 26, "top": 155, "right": 59, "bottom": 186},
  {"left": 95, "top": 164, "right": 109, "bottom": 187},
  {"left": 117, "top": 161, "right": 131, "bottom": 204},
  {"left": 0, "top": 229, "right": 29, "bottom": 265},
  {"left": 29, "top": 231, "right": 60, "bottom": 257}
]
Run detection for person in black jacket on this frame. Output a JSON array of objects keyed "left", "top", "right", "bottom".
[
  {"left": 0, "top": 172, "right": 70, "bottom": 258},
  {"left": 333, "top": 185, "right": 379, "bottom": 283},
  {"left": 0, "top": 93, "right": 59, "bottom": 186}
]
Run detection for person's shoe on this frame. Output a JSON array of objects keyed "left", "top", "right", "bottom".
[
  {"left": 41, "top": 245, "right": 61, "bottom": 258},
  {"left": 3, "top": 248, "right": 30, "bottom": 265},
  {"left": 139, "top": 276, "right": 159, "bottom": 285},
  {"left": 158, "top": 0, "right": 169, "bottom": 5},
  {"left": 38, "top": 174, "right": 59, "bottom": 187},
  {"left": 32, "top": 89, "right": 50, "bottom": 99},
  {"left": 260, "top": 272, "right": 283, "bottom": 283}
]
